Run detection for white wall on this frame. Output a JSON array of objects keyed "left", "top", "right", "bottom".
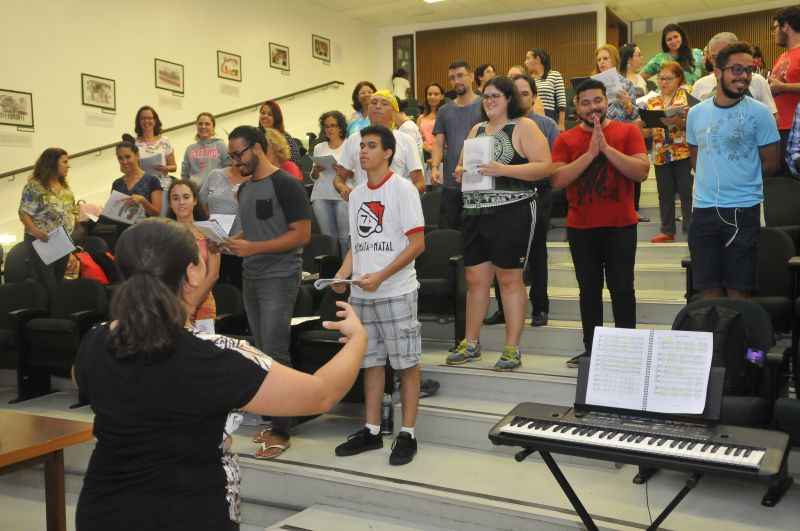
[
  {"left": 374, "top": 3, "right": 607, "bottom": 95},
  {"left": 0, "top": 0, "right": 378, "bottom": 246}
]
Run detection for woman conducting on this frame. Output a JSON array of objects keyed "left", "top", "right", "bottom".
[{"left": 74, "top": 218, "right": 367, "bottom": 530}]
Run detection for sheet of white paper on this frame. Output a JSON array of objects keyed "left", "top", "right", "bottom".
[
  {"left": 139, "top": 152, "right": 165, "bottom": 172},
  {"left": 209, "top": 214, "right": 236, "bottom": 235},
  {"left": 312, "top": 155, "right": 337, "bottom": 171},
  {"left": 591, "top": 68, "right": 623, "bottom": 100},
  {"left": 585, "top": 327, "right": 651, "bottom": 411},
  {"left": 31, "top": 226, "right": 76, "bottom": 265},
  {"left": 461, "top": 136, "right": 494, "bottom": 192},
  {"left": 291, "top": 316, "right": 321, "bottom": 326},
  {"left": 313, "top": 278, "right": 359, "bottom": 290},
  {"left": 194, "top": 220, "right": 230, "bottom": 244},
  {"left": 101, "top": 190, "right": 146, "bottom": 225},
  {"left": 645, "top": 330, "right": 713, "bottom": 414}
]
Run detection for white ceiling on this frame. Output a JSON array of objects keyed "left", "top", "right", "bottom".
[{"left": 307, "top": 0, "right": 774, "bottom": 27}]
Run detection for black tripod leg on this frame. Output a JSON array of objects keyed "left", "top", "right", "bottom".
[
  {"left": 647, "top": 473, "right": 701, "bottom": 531},
  {"left": 762, "top": 456, "right": 794, "bottom": 507},
  {"left": 539, "top": 451, "right": 598, "bottom": 531}
]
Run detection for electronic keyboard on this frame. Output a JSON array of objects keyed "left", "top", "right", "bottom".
[{"left": 489, "top": 402, "right": 791, "bottom": 478}]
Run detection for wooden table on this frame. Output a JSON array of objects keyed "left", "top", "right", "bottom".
[{"left": 0, "top": 410, "right": 93, "bottom": 531}]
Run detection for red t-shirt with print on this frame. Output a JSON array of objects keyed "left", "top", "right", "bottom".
[
  {"left": 551, "top": 120, "right": 647, "bottom": 229},
  {"left": 770, "top": 47, "right": 800, "bottom": 130}
]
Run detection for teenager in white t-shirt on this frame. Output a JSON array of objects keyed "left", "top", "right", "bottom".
[
  {"left": 331, "top": 125, "right": 426, "bottom": 466},
  {"left": 334, "top": 90, "right": 424, "bottom": 194}
]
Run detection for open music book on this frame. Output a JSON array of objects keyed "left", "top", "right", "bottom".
[{"left": 585, "top": 327, "right": 714, "bottom": 414}]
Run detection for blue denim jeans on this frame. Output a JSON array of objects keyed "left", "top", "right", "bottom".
[
  {"left": 243, "top": 271, "right": 301, "bottom": 436},
  {"left": 312, "top": 199, "right": 349, "bottom": 256}
]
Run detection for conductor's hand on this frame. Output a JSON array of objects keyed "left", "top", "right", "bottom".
[{"left": 322, "top": 301, "right": 366, "bottom": 343}]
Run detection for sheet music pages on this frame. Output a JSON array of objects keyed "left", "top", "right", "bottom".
[
  {"left": 646, "top": 330, "right": 713, "bottom": 414},
  {"left": 585, "top": 327, "right": 650, "bottom": 411},
  {"left": 461, "top": 136, "right": 494, "bottom": 192}
]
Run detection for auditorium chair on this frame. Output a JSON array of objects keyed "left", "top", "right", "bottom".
[
  {"left": 682, "top": 227, "right": 799, "bottom": 338},
  {"left": 211, "top": 283, "right": 250, "bottom": 337},
  {"left": 14, "top": 278, "right": 108, "bottom": 403},
  {"left": 297, "top": 235, "right": 342, "bottom": 315},
  {"left": 0, "top": 245, "right": 4, "bottom": 283},
  {"left": 0, "top": 281, "right": 48, "bottom": 375},
  {"left": 416, "top": 229, "right": 466, "bottom": 347},
  {"left": 672, "top": 298, "right": 790, "bottom": 427},
  {"left": 764, "top": 177, "right": 800, "bottom": 248},
  {"left": 421, "top": 187, "right": 442, "bottom": 231},
  {"left": 772, "top": 398, "right": 800, "bottom": 448},
  {"left": 3, "top": 242, "right": 34, "bottom": 284}
]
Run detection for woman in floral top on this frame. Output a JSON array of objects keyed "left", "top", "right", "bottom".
[
  {"left": 644, "top": 62, "right": 693, "bottom": 243},
  {"left": 18, "top": 147, "right": 78, "bottom": 292}
]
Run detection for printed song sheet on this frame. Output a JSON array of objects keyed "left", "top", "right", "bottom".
[
  {"left": 585, "top": 327, "right": 651, "bottom": 411},
  {"left": 646, "top": 331, "right": 713, "bottom": 414},
  {"left": 101, "top": 190, "right": 146, "bottom": 225},
  {"left": 460, "top": 136, "right": 494, "bottom": 192},
  {"left": 31, "top": 226, "right": 76, "bottom": 265}
]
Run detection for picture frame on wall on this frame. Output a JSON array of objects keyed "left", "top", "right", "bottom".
[
  {"left": 392, "top": 34, "right": 415, "bottom": 98},
  {"left": 81, "top": 73, "right": 116, "bottom": 111},
  {"left": 312, "top": 34, "right": 331, "bottom": 62},
  {"left": 154, "top": 58, "right": 185, "bottom": 94},
  {"left": 269, "top": 42, "right": 290, "bottom": 72},
  {"left": 217, "top": 50, "right": 242, "bottom": 82},
  {"left": 0, "top": 89, "right": 34, "bottom": 128}
]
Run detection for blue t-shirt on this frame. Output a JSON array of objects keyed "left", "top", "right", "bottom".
[{"left": 687, "top": 97, "right": 780, "bottom": 208}]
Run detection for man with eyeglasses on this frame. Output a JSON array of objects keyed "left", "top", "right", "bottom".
[
  {"left": 224, "top": 125, "right": 312, "bottom": 459},
  {"left": 769, "top": 6, "right": 800, "bottom": 168},
  {"left": 686, "top": 43, "right": 780, "bottom": 300},
  {"left": 692, "top": 32, "right": 777, "bottom": 119},
  {"left": 430, "top": 59, "right": 483, "bottom": 229}
]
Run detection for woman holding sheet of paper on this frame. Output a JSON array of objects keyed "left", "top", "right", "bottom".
[
  {"left": 18, "top": 147, "right": 78, "bottom": 293},
  {"left": 445, "top": 76, "right": 553, "bottom": 372},
  {"left": 592, "top": 44, "right": 640, "bottom": 123},
  {"left": 310, "top": 110, "right": 349, "bottom": 256},
  {"left": 111, "top": 135, "right": 163, "bottom": 218},
  {"left": 167, "top": 179, "right": 217, "bottom": 332}
]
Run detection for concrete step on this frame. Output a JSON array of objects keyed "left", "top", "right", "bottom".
[
  {"left": 548, "top": 220, "right": 687, "bottom": 242},
  {"left": 549, "top": 261, "right": 685, "bottom": 292},
  {"left": 421, "top": 321, "right": 671, "bottom": 355},
  {"left": 485, "top": 287, "right": 685, "bottom": 326},
  {"left": 547, "top": 241, "right": 689, "bottom": 266}
]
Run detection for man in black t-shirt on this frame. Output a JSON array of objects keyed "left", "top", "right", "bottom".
[{"left": 225, "top": 126, "right": 311, "bottom": 458}]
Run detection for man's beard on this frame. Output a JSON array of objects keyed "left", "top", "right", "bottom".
[
  {"left": 238, "top": 158, "right": 257, "bottom": 177},
  {"left": 580, "top": 111, "right": 607, "bottom": 127},
  {"left": 720, "top": 78, "right": 748, "bottom": 99},
  {"left": 454, "top": 84, "right": 467, "bottom": 96},
  {"left": 778, "top": 29, "right": 788, "bottom": 48}
]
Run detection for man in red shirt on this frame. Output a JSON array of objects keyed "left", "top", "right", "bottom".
[
  {"left": 769, "top": 6, "right": 800, "bottom": 170},
  {"left": 551, "top": 79, "right": 650, "bottom": 368}
]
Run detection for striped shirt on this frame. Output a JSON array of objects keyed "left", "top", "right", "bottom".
[{"left": 534, "top": 70, "right": 567, "bottom": 121}]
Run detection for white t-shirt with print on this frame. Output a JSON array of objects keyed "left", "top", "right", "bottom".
[
  {"left": 691, "top": 73, "right": 777, "bottom": 114},
  {"left": 340, "top": 129, "right": 423, "bottom": 189},
  {"left": 348, "top": 172, "right": 424, "bottom": 299}
]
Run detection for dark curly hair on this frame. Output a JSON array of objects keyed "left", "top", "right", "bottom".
[
  {"left": 318, "top": 110, "right": 347, "bottom": 141},
  {"left": 351, "top": 81, "right": 377, "bottom": 113}
]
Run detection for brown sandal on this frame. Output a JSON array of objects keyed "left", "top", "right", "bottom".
[
  {"left": 252, "top": 427, "right": 272, "bottom": 444},
  {"left": 254, "top": 433, "right": 291, "bottom": 459}
]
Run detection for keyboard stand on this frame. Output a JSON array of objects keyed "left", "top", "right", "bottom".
[{"left": 516, "top": 447, "right": 703, "bottom": 531}]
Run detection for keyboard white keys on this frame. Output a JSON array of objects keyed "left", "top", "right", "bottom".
[{"left": 500, "top": 420, "right": 765, "bottom": 469}]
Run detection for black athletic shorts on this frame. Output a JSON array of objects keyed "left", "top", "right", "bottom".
[
  {"left": 463, "top": 199, "right": 536, "bottom": 269},
  {"left": 688, "top": 205, "right": 760, "bottom": 292}
]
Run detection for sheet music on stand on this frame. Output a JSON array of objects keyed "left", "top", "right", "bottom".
[{"left": 585, "top": 327, "right": 714, "bottom": 414}]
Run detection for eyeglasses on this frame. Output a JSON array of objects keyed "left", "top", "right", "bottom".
[
  {"left": 228, "top": 144, "right": 252, "bottom": 161},
  {"left": 723, "top": 65, "right": 755, "bottom": 76},
  {"left": 483, "top": 93, "right": 505, "bottom": 100},
  {"left": 658, "top": 76, "right": 677, "bottom": 82}
]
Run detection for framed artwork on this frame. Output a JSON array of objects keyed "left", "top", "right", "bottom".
[
  {"left": 312, "top": 34, "right": 331, "bottom": 62},
  {"left": 154, "top": 58, "right": 185, "bottom": 94},
  {"left": 269, "top": 42, "right": 290, "bottom": 72},
  {"left": 81, "top": 73, "right": 116, "bottom": 111},
  {"left": 217, "top": 50, "right": 242, "bottom": 82},
  {"left": 0, "top": 89, "right": 34, "bottom": 128},
  {"left": 392, "top": 34, "right": 415, "bottom": 98}
]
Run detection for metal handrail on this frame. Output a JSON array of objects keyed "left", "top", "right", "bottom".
[{"left": 0, "top": 80, "right": 344, "bottom": 181}]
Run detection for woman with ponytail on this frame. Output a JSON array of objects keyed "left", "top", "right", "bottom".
[{"left": 73, "top": 218, "right": 367, "bottom": 531}]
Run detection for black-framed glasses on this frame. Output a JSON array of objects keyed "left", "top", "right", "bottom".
[
  {"left": 723, "top": 65, "right": 755, "bottom": 76},
  {"left": 228, "top": 144, "right": 253, "bottom": 161}
]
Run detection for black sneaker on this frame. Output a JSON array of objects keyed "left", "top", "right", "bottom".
[
  {"left": 484, "top": 310, "right": 505, "bottom": 325},
  {"left": 389, "top": 432, "right": 418, "bottom": 466},
  {"left": 530, "top": 312, "right": 548, "bottom": 327},
  {"left": 566, "top": 352, "right": 588, "bottom": 369},
  {"left": 419, "top": 379, "right": 440, "bottom": 398},
  {"left": 335, "top": 428, "right": 383, "bottom": 457}
]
